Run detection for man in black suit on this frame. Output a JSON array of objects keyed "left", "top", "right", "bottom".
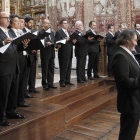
[
  {"left": 115, "top": 23, "right": 127, "bottom": 37},
  {"left": 0, "top": 12, "right": 25, "bottom": 126},
  {"left": 40, "top": 19, "right": 57, "bottom": 90},
  {"left": 86, "top": 21, "right": 101, "bottom": 80},
  {"left": 112, "top": 29, "right": 140, "bottom": 140},
  {"left": 23, "top": 17, "right": 40, "bottom": 93},
  {"left": 106, "top": 24, "right": 118, "bottom": 77},
  {"left": 74, "top": 21, "right": 93, "bottom": 83},
  {"left": 134, "top": 23, "right": 140, "bottom": 53},
  {"left": 8, "top": 14, "right": 32, "bottom": 107},
  {"left": 55, "top": 19, "right": 76, "bottom": 87}
]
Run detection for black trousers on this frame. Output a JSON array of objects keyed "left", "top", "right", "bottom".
[
  {"left": 119, "top": 114, "right": 139, "bottom": 140},
  {"left": 108, "top": 55, "right": 113, "bottom": 76},
  {"left": 87, "top": 52, "right": 99, "bottom": 78},
  {"left": 0, "top": 74, "right": 19, "bottom": 119},
  {"left": 17, "top": 61, "right": 27, "bottom": 105},
  {"left": 59, "top": 58, "right": 72, "bottom": 84},
  {"left": 26, "top": 58, "right": 36, "bottom": 92},
  {"left": 76, "top": 56, "right": 87, "bottom": 82},
  {"left": 41, "top": 58, "right": 54, "bottom": 88}
]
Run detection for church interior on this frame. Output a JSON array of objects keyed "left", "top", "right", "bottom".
[{"left": 0, "top": 0, "right": 140, "bottom": 140}]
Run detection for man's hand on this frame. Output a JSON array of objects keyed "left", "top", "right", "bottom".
[
  {"left": 22, "top": 39, "right": 30, "bottom": 48},
  {"left": 4, "top": 38, "right": 13, "bottom": 45},
  {"left": 66, "top": 37, "right": 70, "bottom": 41},
  {"left": 72, "top": 39, "right": 77, "bottom": 44},
  {"left": 57, "top": 44, "right": 61, "bottom": 49},
  {"left": 88, "top": 36, "right": 94, "bottom": 41},
  {"left": 46, "top": 42, "right": 52, "bottom": 46},
  {"left": 31, "top": 50, "right": 36, "bottom": 53},
  {"left": 97, "top": 37, "right": 102, "bottom": 41}
]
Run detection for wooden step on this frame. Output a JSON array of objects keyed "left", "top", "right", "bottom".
[
  {"left": 65, "top": 90, "right": 117, "bottom": 128},
  {"left": 41, "top": 80, "right": 105, "bottom": 103},
  {"left": 58, "top": 85, "right": 115, "bottom": 111},
  {"left": 0, "top": 101, "right": 66, "bottom": 140}
]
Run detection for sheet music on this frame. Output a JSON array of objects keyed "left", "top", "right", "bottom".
[
  {"left": 33, "top": 31, "right": 38, "bottom": 36},
  {"left": 56, "top": 39, "right": 66, "bottom": 44},
  {"left": 0, "top": 43, "right": 11, "bottom": 54},
  {"left": 46, "top": 28, "right": 51, "bottom": 33},
  {"left": 40, "top": 39, "right": 45, "bottom": 47}
]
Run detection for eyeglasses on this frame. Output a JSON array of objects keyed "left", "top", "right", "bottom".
[{"left": 0, "top": 17, "right": 10, "bottom": 20}]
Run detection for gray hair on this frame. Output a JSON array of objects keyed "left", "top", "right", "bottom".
[
  {"left": 116, "top": 29, "right": 136, "bottom": 45},
  {"left": 75, "top": 21, "right": 83, "bottom": 28}
]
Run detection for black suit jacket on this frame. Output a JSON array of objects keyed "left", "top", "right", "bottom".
[
  {"left": 86, "top": 29, "right": 101, "bottom": 53},
  {"left": 74, "top": 30, "right": 89, "bottom": 57},
  {"left": 115, "top": 30, "right": 121, "bottom": 37},
  {"left": 8, "top": 29, "right": 27, "bottom": 70},
  {"left": 106, "top": 32, "right": 118, "bottom": 55},
  {"left": 112, "top": 47, "right": 140, "bottom": 115},
  {"left": 135, "top": 30, "right": 140, "bottom": 53},
  {"left": 0, "top": 28, "right": 20, "bottom": 76},
  {"left": 55, "top": 28, "right": 73, "bottom": 59},
  {"left": 22, "top": 27, "right": 37, "bottom": 64},
  {"left": 40, "top": 31, "right": 55, "bottom": 59}
]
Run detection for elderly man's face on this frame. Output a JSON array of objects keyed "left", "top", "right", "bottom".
[
  {"left": 0, "top": 12, "right": 10, "bottom": 29},
  {"left": 128, "top": 34, "right": 137, "bottom": 51},
  {"left": 77, "top": 23, "right": 84, "bottom": 31}
]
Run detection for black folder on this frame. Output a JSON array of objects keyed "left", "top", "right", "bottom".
[
  {"left": 84, "top": 32, "right": 95, "bottom": 39},
  {"left": 94, "top": 35, "right": 104, "bottom": 40},
  {"left": 134, "top": 53, "right": 140, "bottom": 63},
  {"left": 112, "top": 35, "right": 118, "bottom": 40},
  {"left": 37, "top": 29, "right": 50, "bottom": 39},
  {"left": 12, "top": 32, "right": 36, "bottom": 45},
  {"left": 70, "top": 32, "right": 79, "bottom": 41},
  {"left": 27, "top": 38, "right": 45, "bottom": 52}
]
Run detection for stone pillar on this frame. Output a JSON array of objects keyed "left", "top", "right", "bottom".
[
  {"left": 36, "top": 50, "right": 42, "bottom": 79},
  {"left": 83, "top": 0, "right": 93, "bottom": 31},
  {"left": 2, "top": 0, "right": 10, "bottom": 14}
]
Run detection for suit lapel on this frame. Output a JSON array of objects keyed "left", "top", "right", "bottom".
[
  {"left": 120, "top": 47, "right": 140, "bottom": 69},
  {"left": 8, "top": 29, "right": 17, "bottom": 38},
  {"left": 0, "top": 28, "right": 9, "bottom": 39},
  {"left": 60, "top": 29, "right": 67, "bottom": 38}
]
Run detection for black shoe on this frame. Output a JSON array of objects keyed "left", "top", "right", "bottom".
[
  {"left": 78, "top": 81, "right": 85, "bottom": 83},
  {"left": 88, "top": 77, "right": 94, "bottom": 80},
  {"left": 65, "top": 82, "right": 74, "bottom": 85},
  {"left": 0, "top": 116, "right": 11, "bottom": 126},
  {"left": 94, "top": 75, "right": 101, "bottom": 78},
  {"left": 49, "top": 85, "right": 58, "bottom": 89},
  {"left": 43, "top": 87, "right": 50, "bottom": 91},
  {"left": 108, "top": 74, "right": 113, "bottom": 77},
  {"left": 25, "top": 93, "right": 35, "bottom": 98},
  {"left": 60, "top": 84, "right": 67, "bottom": 87},
  {"left": 29, "top": 90, "right": 40, "bottom": 93},
  {"left": 7, "top": 113, "right": 25, "bottom": 119},
  {"left": 0, "top": 120, "right": 11, "bottom": 126},
  {"left": 17, "top": 103, "right": 32, "bottom": 107},
  {"left": 84, "top": 79, "right": 87, "bottom": 82}
]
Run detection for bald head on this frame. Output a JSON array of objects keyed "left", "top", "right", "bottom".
[
  {"left": 0, "top": 11, "right": 10, "bottom": 29},
  {"left": 43, "top": 19, "right": 50, "bottom": 30}
]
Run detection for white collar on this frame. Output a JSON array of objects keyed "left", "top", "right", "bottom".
[
  {"left": 109, "top": 31, "right": 114, "bottom": 36},
  {"left": 136, "top": 30, "right": 140, "bottom": 35},
  {"left": 120, "top": 45, "right": 133, "bottom": 56},
  {"left": 25, "top": 27, "right": 31, "bottom": 33},
  {"left": 62, "top": 28, "right": 68, "bottom": 32},
  {"left": 0, "top": 26, "right": 8, "bottom": 33},
  {"left": 90, "top": 28, "right": 96, "bottom": 33}
]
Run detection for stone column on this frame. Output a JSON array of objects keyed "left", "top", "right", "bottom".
[
  {"left": 83, "top": 0, "right": 93, "bottom": 31},
  {"left": 36, "top": 50, "right": 42, "bottom": 79},
  {"left": 2, "top": 0, "right": 10, "bottom": 14}
]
